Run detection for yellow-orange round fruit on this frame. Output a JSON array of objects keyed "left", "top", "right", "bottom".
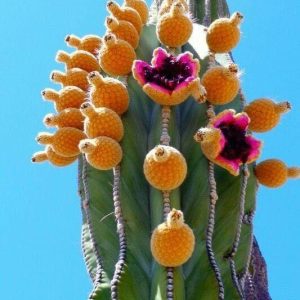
[
  {"left": 43, "top": 108, "right": 84, "bottom": 130},
  {"left": 151, "top": 209, "right": 195, "bottom": 267},
  {"left": 144, "top": 145, "right": 187, "bottom": 190},
  {"left": 107, "top": 1, "right": 143, "bottom": 34},
  {"left": 42, "top": 86, "right": 86, "bottom": 112},
  {"left": 56, "top": 50, "right": 100, "bottom": 73},
  {"left": 65, "top": 34, "right": 102, "bottom": 56},
  {"left": 159, "top": 0, "right": 189, "bottom": 16},
  {"left": 244, "top": 99, "right": 291, "bottom": 133},
  {"left": 99, "top": 34, "right": 136, "bottom": 76},
  {"left": 206, "top": 12, "right": 243, "bottom": 53},
  {"left": 79, "top": 136, "right": 123, "bottom": 170},
  {"left": 157, "top": 3, "right": 192, "bottom": 48},
  {"left": 36, "top": 128, "right": 86, "bottom": 157},
  {"left": 124, "top": 0, "right": 149, "bottom": 25},
  {"left": 32, "top": 146, "right": 77, "bottom": 167},
  {"left": 255, "top": 159, "right": 288, "bottom": 188},
  {"left": 88, "top": 71, "right": 129, "bottom": 115},
  {"left": 201, "top": 64, "right": 240, "bottom": 105},
  {"left": 50, "top": 68, "right": 89, "bottom": 91},
  {"left": 105, "top": 16, "right": 139, "bottom": 49},
  {"left": 81, "top": 103, "right": 124, "bottom": 141}
]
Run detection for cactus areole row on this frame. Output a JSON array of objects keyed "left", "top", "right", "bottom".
[{"left": 32, "top": 0, "right": 299, "bottom": 299}]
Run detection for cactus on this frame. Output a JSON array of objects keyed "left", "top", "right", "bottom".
[{"left": 32, "top": 0, "right": 300, "bottom": 299}]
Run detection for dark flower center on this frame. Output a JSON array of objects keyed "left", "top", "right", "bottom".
[
  {"left": 143, "top": 55, "right": 193, "bottom": 91},
  {"left": 218, "top": 123, "right": 251, "bottom": 163}
]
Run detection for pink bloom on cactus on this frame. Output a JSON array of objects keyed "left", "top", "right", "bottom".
[
  {"left": 195, "top": 109, "right": 262, "bottom": 176},
  {"left": 132, "top": 47, "right": 206, "bottom": 106}
]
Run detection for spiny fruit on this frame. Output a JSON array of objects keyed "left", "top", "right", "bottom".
[
  {"left": 88, "top": 71, "right": 129, "bottom": 115},
  {"left": 80, "top": 102, "right": 124, "bottom": 141},
  {"left": 105, "top": 16, "right": 139, "bottom": 49},
  {"left": 31, "top": 145, "right": 77, "bottom": 167},
  {"left": 43, "top": 108, "right": 84, "bottom": 130},
  {"left": 206, "top": 12, "right": 243, "bottom": 53},
  {"left": 159, "top": 0, "right": 189, "bottom": 16},
  {"left": 144, "top": 145, "right": 187, "bottom": 190},
  {"left": 41, "top": 86, "right": 86, "bottom": 112},
  {"left": 79, "top": 136, "right": 123, "bottom": 170},
  {"left": 244, "top": 98, "right": 291, "bottom": 132},
  {"left": 201, "top": 64, "right": 240, "bottom": 105},
  {"left": 50, "top": 68, "right": 89, "bottom": 91},
  {"left": 124, "top": 0, "right": 149, "bottom": 25},
  {"left": 98, "top": 33, "right": 136, "bottom": 76},
  {"left": 157, "top": 2, "right": 192, "bottom": 48},
  {"left": 65, "top": 34, "right": 102, "bottom": 56},
  {"left": 36, "top": 127, "right": 86, "bottom": 157},
  {"left": 151, "top": 209, "right": 195, "bottom": 267},
  {"left": 107, "top": 0, "right": 142, "bottom": 34},
  {"left": 255, "top": 159, "right": 300, "bottom": 188},
  {"left": 56, "top": 50, "right": 100, "bottom": 73}
]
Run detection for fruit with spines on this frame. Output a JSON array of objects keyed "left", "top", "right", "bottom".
[
  {"left": 124, "top": 0, "right": 149, "bottom": 25},
  {"left": 79, "top": 136, "right": 123, "bottom": 170},
  {"left": 36, "top": 127, "right": 86, "bottom": 157},
  {"left": 206, "top": 12, "right": 243, "bottom": 53},
  {"left": 41, "top": 86, "right": 86, "bottom": 112},
  {"left": 98, "top": 33, "right": 136, "bottom": 76},
  {"left": 159, "top": 0, "right": 189, "bottom": 16},
  {"left": 107, "top": 0, "right": 142, "bottom": 34},
  {"left": 56, "top": 50, "right": 100, "bottom": 73},
  {"left": 151, "top": 209, "right": 195, "bottom": 267},
  {"left": 80, "top": 102, "right": 124, "bottom": 141},
  {"left": 88, "top": 71, "right": 129, "bottom": 115},
  {"left": 65, "top": 34, "right": 102, "bottom": 56},
  {"left": 201, "top": 63, "right": 240, "bottom": 105},
  {"left": 43, "top": 108, "right": 84, "bottom": 130},
  {"left": 105, "top": 16, "right": 139, "bottom": 49},
  {"left": 31, "top": 146, "right": 77, "bottom": 167},
  {"left": 143, "top": 145, "right": 187, "bottom": 190},
  {"left": 157, "top": 2, "right": 192, "bottom": 48},
  {"left": 50, "top": 68, "right": 89, "bottom": 91},
  {"left": 255, "top": 159, "right": 300, "bottom": 188},
  {"left": 244, "top": 98, "right": 291, "bottom": 132}
]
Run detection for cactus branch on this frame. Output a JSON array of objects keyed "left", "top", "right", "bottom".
[
  {"left": 81, "top": 155, "right": 105, "bottom": 288},
  {"left": 111, "top": 165, "right": 127, "bottom": 300}
]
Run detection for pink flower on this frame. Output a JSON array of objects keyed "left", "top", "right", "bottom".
[
  {"left": 194, "top": 109, "right": 262, "bottom": 176},
  {"left": 132, "top": 47, "right": 206, "bottom": 106}
]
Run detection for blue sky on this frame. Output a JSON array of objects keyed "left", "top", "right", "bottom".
[{"left": 0, "top": 0, "right": 299, "bottom": 299}]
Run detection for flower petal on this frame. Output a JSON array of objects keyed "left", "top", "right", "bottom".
[
  {"left": 151, "top": 47, "right": 169, "bottom": 69},
  {"left": 234, "top": 113, "right": 250, "bottom": 130},
  {"left": 132, "top": 60, "right": 151, "bottom": 85},
  {"left": 245, "top": 136, "right": 263, "bottom": 163},
  {"left": 214, "top": 155, "right": 241, "bottom": 176},
  {"left": 210, "top": 109, "right": 236, "bottom": 128},
  {"left": 177, "top": 52, "right": 200, "bottom": 77}
]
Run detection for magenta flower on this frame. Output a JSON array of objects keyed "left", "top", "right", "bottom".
[
  {"left": 194, "top": 109, "right": 262, "bottom": 176},
  {"left": 132, "top": 47, "right": 206, "bottom": 106}
]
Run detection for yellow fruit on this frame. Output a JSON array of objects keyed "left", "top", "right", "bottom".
[
  {"left": 98, "top": 34, "right": 136, "bottom": 76},
  {"left": 36, "top": 127, "right": 86, "bottom": 157},
  {"left": 255, "top": 159, "right": 300, "bottom": 188},
  {"left": 201, "top": 64, "right": 240, "bottom": 105},
  {"left": 56, "top": 50, "right": 100, "bottom": 73},
  {"left": 157, "top": 2, "right": 192, "bottom": 48},
  {"left": 32, "top": 146, "right": 77, "bottom": 167},
  {"left": 124, "top": 0, "right": 149, "bottom": 25},
  {"left": 88, "top": 71, "right": 129, "bottom": 115},
  {"left": 107, "top": 1, "right": 142, "bottom": 34},
  {"left": 206, "top": 12, "right": 243, "bottom": 53},
  {"left": 244, "top": 99, "right": 291, "bottom": 133},
  {"left": 80, "top": 102, "right": 124, "bottom": 141},
  {"left": 144, "top": 145, "right": 187, "bottom": 190},
  {"left": 50, "top": 68, "right": 89, "bottom": 91},
  {"left": 41, "top": 86, "right": 86, "bottom": 112},
  {"left": 159, "top": 0, "right": 188, "bottom": 16},
  {"left": 79, "top": 136, "right": 123, "bottom": 170},
  {"left": 105, "top": 16, "right": 139, "bottom": 49},
  {"left": 43, "top": 108, "right": 84, "bottom": 130},
  {"left": 65, "top": 34, "right": 102, "bottom": 56},
  {"left": 151, "top": 209, "right": 195, "bottom": 267}
]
